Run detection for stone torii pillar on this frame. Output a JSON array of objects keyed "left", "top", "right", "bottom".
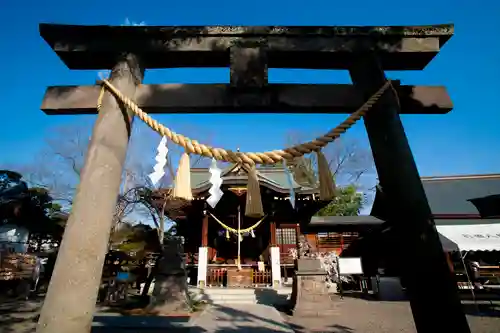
[
  {"left": 349, "top": 56, "right": 470, "bottom": 333},
  {"left": 36, "top": 54, "right": 144, "bottom": 333}
]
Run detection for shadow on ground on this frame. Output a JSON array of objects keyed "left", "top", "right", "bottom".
[
  {"left": 0, "top": 296, "right": 42, "bottom": 333},
  {"left": 254, "top": 288, "right": 289, "bottom": 306},
  {"left": 462, "top": 303, "right": 500, "bottom": 318}
]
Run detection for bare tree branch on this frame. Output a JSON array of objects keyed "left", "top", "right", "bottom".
[
  {"left": 284, "top": 131, "right": 375, "bottom": 191},
  {"left": 17, "top": 121, "right": 213, "bottom": 245}
]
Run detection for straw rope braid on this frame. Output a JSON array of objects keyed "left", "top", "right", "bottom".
[
  {"left": 208, "top": 212, "right": 267, "bottom": 234},
  {"left": 97, "top": 79, "right": 394, "bottom": 165}
]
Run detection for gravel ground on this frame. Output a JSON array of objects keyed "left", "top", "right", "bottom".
[{"left": 282, "top": 296, "right": 500, "bottom": 333}]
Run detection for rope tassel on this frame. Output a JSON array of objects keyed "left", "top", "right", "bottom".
[
  {"left": 172, "top": 152, "right": 193, "bottom": 200},
  {"left": 245, "top": 166, "right": 264, "bottom": 218},
  {"left": 316, "top": 150, "right": 336, "bottom": 201}
]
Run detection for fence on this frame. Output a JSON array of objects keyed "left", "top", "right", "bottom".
[{"left": 206, "top": 266, "right": 272, "bottom": 287}]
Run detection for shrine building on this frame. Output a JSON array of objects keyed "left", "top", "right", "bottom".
[{"left": 165, "top": 162, "right": 330, "bottom": 288}]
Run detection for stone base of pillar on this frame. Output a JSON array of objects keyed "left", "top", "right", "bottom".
[
  {"left": 148, "top": 239, "right": 191, "bottom": 314},
  {"left": 270, "top": 246, "right": 281, "bottom": 289},
  {"left": 150, "top": 274, "right": 190, "bottom": 313},
  {"left": 197, "top": 246, "right": 208, "bottom": 288},
  {"left": 290, "top": 258, "right": 339, "bottom": 317}
]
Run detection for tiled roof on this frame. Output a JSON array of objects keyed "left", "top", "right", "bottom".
[
  {"left": 190, "top": 164, "right": 317, "bottom": 194},
  {"left": 433, "top": 218, "right": 500, "bottom": 226},
  {"left": 371, "top": 174, "right": 500, "bottom": 216},
  {"left": 421, "top": 174, "right": 500, "bottom": 215}
]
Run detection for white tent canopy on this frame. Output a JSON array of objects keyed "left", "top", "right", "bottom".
[{"left": 437, "top": 223, "right": 500, "bottom": 252}]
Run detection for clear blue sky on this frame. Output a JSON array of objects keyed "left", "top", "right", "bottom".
[{"left": 0, "top": 0, "right": 499, "bottom": 179}]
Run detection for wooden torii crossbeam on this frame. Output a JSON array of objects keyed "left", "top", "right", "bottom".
[
  {"left": 41, "top": 83, "right": 453, "bottom": 115},
  {"left": 36, "top": 23, "right": 470, "bottom": 333},
  {"left": 39, "top": 24, "right": 452, "bottom": 70}
]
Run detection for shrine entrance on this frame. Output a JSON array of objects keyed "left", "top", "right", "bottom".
[
  {"left": 197, "top": 175, "right": 299, "bottom": 288},
  {"left": 206, "top": 213, "right": 272, "bottom": 288},
  {"left": 210, "top": 221, "right": 270, "bottom": 265},
  {"left": 37, "top": 23, "right": 470, "bottom": 333}
]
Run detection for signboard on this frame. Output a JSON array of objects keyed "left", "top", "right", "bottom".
[
  {"left": 437, "top": 224, "right": 500, "bottom": 252},
  {"left": 338, "top": 257, "right": 363, "bottom": 275}
]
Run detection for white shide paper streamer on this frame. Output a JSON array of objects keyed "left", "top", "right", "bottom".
[
  {"left": 206, "top": 158, "right": 223, "bottom": 208},
  {"left": 148, "top": 136, "right": 169, "bottom": 186}
]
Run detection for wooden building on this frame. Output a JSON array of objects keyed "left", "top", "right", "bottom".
[
  {"left": 343, "top": 174, "right": 500, "bottom": 278},
  {"left": 170, "top": 163, "right": 326, "bottom": 288},
  {"left": 303, "top": 215, "right": 384, "bottom": 255}
]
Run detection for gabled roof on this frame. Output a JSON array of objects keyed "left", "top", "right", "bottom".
[
  {"left": 191, "top": 164, "right": 317, "bottom": 195},
  {"left": 371, "top": 174, "right": 500, "bottom": 217}
]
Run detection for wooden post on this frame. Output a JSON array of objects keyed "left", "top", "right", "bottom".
[
  {"left": 270, "top": 221, "right": 277, "bottom": 247},
  {"left": 36, "top": 54, "right": 144, "bottom": 333},
  {"left": 349, "top": 55, "right": 470, "bottom": 333},
  {"left": 201, "top": 213, "right": 208, "bottom": 247},
  {"left": 446, "top": 251, "right": 455, "bottom": 273},
  {"left": 295, "top": 223, "right": 301, "bottom": 258}
]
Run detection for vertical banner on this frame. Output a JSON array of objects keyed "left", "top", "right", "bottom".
[{"left": 283, "top": 160, "right": 296, "bottom": 209}]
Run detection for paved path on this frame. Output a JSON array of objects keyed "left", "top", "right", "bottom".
[
  {"left": 1, "top": 297, "right": 293, "bottom": 333},
  {"left": 190, "top": 304, "right": 294, "bottom": 333}
]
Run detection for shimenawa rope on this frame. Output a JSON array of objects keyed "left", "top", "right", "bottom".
[
  {"left": 209, "top": 212, "right": 267, "bottom": 234},
  {"left": 97, "top": 80, "right": 394, "bottom": 165}
]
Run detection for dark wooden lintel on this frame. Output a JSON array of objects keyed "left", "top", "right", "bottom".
[
  {"left": 40, "top": 83, "right": 452, "bottom": 115},
  {"left": 39, "top": 23, "right": 453, "bottom": 70}
]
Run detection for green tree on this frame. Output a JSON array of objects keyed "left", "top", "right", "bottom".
[
  {"left": 0, "top": 170, "right": 66, "bottom": 251},
  {"left": 316, "top": 184, "right": 364, "bottom": 216}
]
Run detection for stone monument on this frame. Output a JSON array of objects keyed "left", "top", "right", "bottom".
[
  {"left": 149, "top": 238, "right": 191, "bottom": 314},
  {"left": 290, "top": 236, "right": 339, "bottom": 317}
]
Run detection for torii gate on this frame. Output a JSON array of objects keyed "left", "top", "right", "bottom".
[{"left": 36, "top": 24, "right": 469, "bottom": 333}]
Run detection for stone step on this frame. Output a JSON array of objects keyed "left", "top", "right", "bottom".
[
  {"left": 208, "top": 299, "right": 257, "bottom": 305},
  {"left": 192, "top": 287, "right": 294, "bottom": 305},
  {"left": 201, "top": 293, "right": 256, "bottom": 300},
  {"left": 190, "top": 287, "right": 292, "bottom": 294},
  {"left": 192, "top": 288, "right": 257, "bottom": 304},
  {"left": 193, "top": 288, "right": 256, "bottom": 295}
]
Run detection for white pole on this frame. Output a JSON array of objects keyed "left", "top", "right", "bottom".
[{"left": 237, "top": 204, "right": 241, "bottom": 270}]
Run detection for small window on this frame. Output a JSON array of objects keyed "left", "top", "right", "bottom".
[{"left": 277, "top": 228, "right": 297, "bottom": 245}]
